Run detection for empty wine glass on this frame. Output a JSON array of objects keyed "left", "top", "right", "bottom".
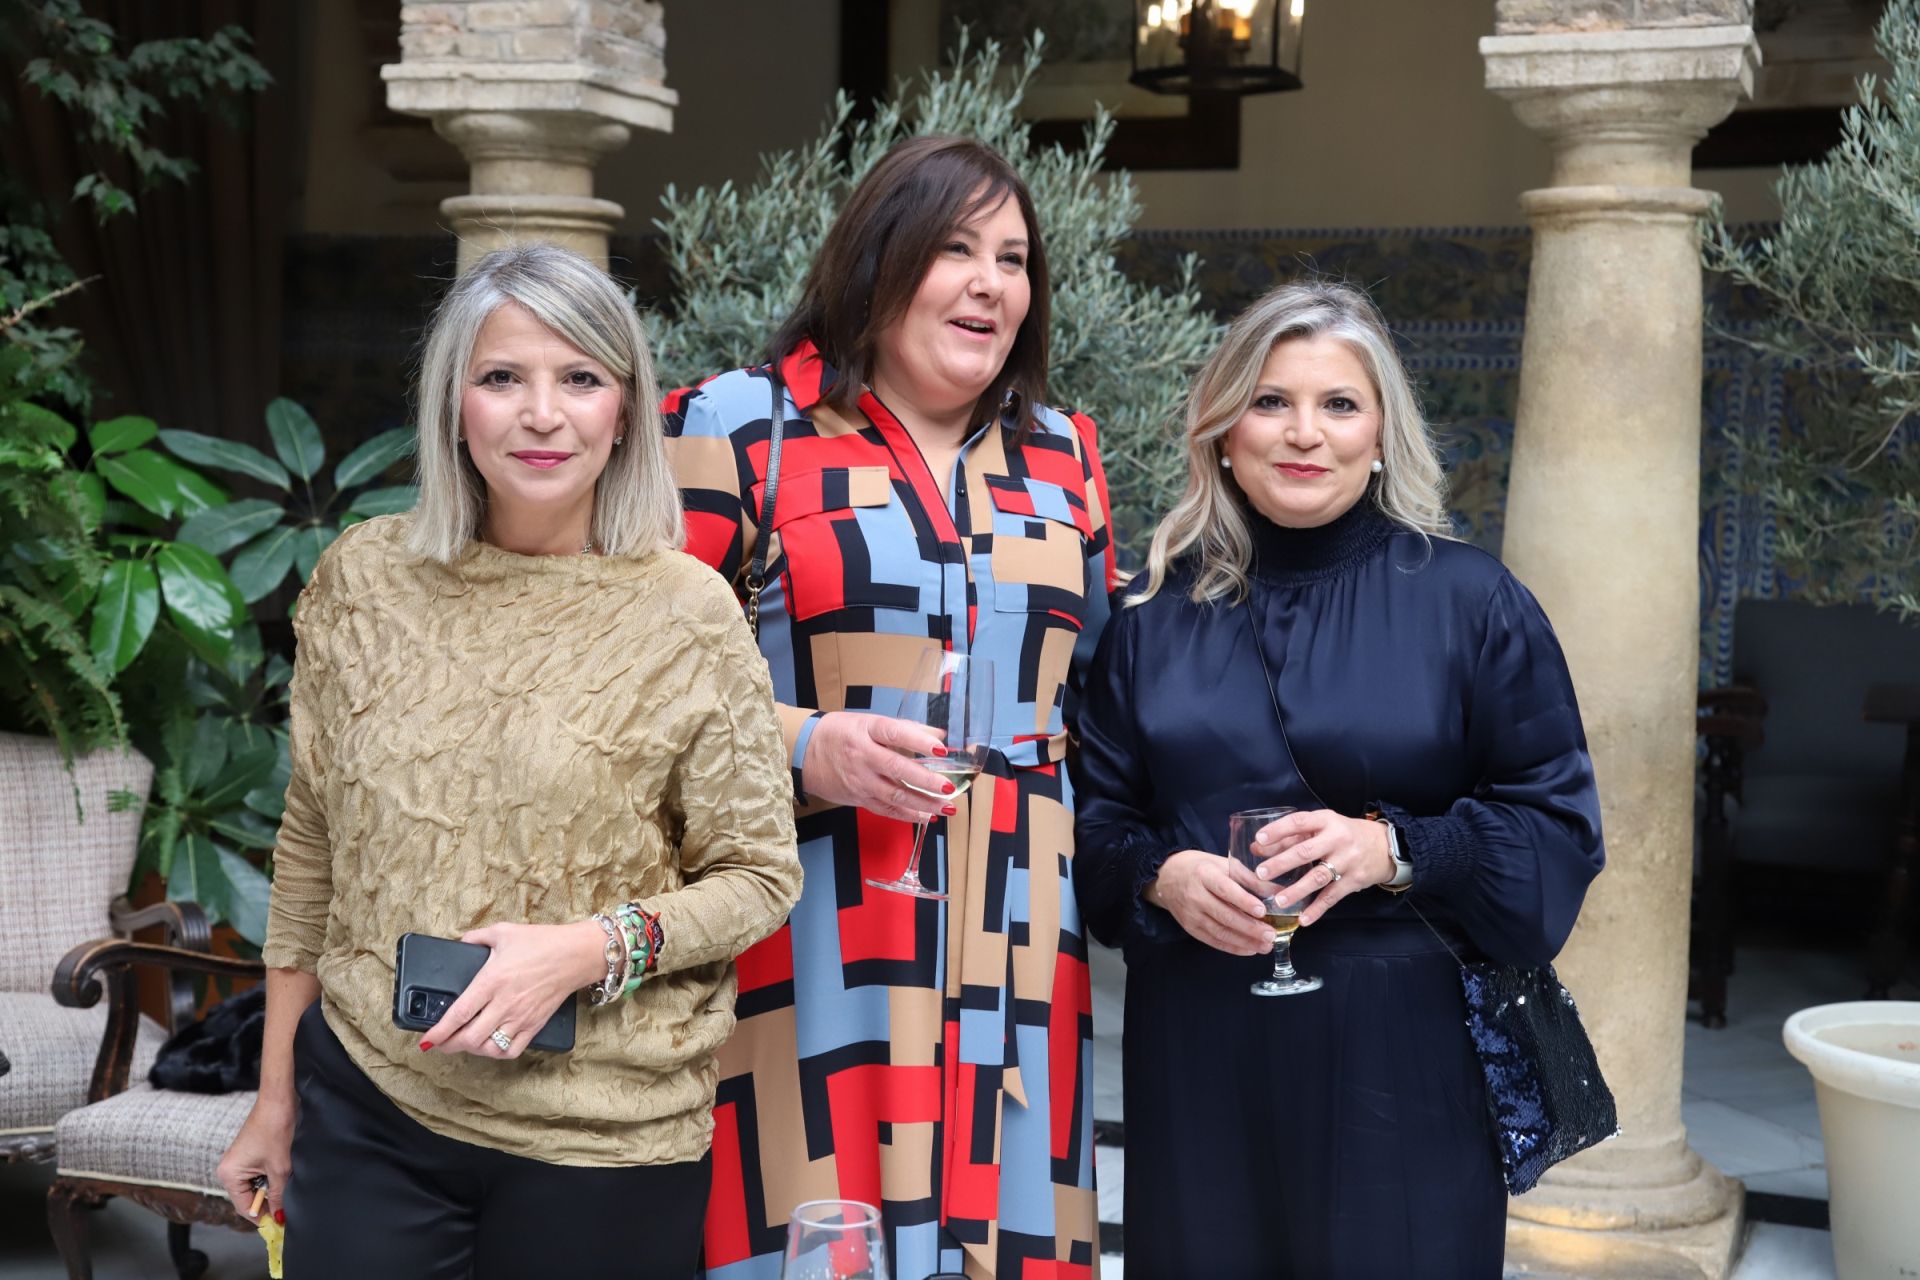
[
  {"left": 782, "top": 1199, "right": 888, "bottom": 1280},
  {"left": 865, "top": 651, "right": 994, "bottom": 900},
  {"left": 1228, "top": 806, "right": 1323, "bottom": 997}
]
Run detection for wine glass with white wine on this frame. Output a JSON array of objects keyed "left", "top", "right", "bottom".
[
  {"left": 1228, "top": 806, "right": 1323, "bottom": 997},
  {"left": 865, "top": 650, "right": 994, "bottom": 900}
]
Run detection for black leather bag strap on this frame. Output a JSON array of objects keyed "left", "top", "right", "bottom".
[
  {"left": 743, "top": 371, "right": 785, "bottom": 639},
  {"left": 1242, "top": 590, "right": 1445, "bottom": 929}
]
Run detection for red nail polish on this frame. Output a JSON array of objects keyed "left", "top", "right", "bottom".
[
  {"left": 932, "top": 745, "right": 949, "bottom": 757},
  {"left": 941, "top": 782, "right": 956, "bottom": 795},
  {"left": 942, "top": 804, "right": 957, "bottom": 816},
  {"left": 419, "top": 1041, "right": 434, "bottom": 1052},
  {"left": 274, "top": 1209, "right": 285, "bottom": 1226}
]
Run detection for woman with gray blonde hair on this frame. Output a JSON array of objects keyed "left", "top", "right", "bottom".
[
  {"left": 217, "top": 241, "right": 801, "bottom": 1276},
  {"left": 1071, "top": 280, "right": 1605, "bottom": 1277}
]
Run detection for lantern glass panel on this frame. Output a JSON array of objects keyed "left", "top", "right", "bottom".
[{"left": 1132, "top": 0, "right": 1304, "bottom": 95}]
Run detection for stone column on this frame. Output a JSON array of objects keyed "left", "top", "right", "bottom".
[
  {"left": 1481, "top": 7, "right": 1760, "bottom": 1278},
  {"left": 383, "top": 1, "right": 677, "bottom": 269}
]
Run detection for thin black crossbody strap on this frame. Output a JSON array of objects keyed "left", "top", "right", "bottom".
[
  {"left": 1239, "top": 589, "right": 1459, "bottom": 961},
  {"left": 744, "top": 372, "right": 785, "bottom": 639},
  {"left": 1239, "top": 589, "right": 1333, "bottom": 814}
]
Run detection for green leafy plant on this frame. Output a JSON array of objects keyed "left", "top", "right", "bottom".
[
  {"left": 0, "top": 367, "right": 269, "bottom": 932},
  {"left": 647, "top": 31, "right": 1222, "bottom": 555},
  {"left": 159, "top": 399, "right": 414, "bottom": 603},
  {"left": 0, "top": 370, "right": 416, "bottom": 944},
  {"left": 119, "top": 621, "right": 290, "bottom": 948},
  {"left": 127, "top": 405, "right": 416, "bottom": 945},
  {"left": 0, "top": 337, "right": 118, "bottom": 760},
  {"left": 0, "top": 329, "right": 249, "bottom": 756},
  {"left": 0, "top": 3, "right": 366, "bottom": 946},
  {"left": 81, "top": 414, "right": 246, "bottom": 673},
  {"left": 1701, "top": 0, "right": 1920, "bottom": 617}
]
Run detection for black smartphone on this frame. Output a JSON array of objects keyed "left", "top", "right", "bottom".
[{"left": 392, "top": 932, "right": 577, "bottom": 1053}]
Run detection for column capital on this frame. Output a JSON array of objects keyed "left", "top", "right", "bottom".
[
  {"left": 1482, "top": 24, "right": 1760, "bottom": 187},
  {"left": 434, "top": 109, "right": 633, "bottom": 178},
  {"left": 431, "top": 111, "right": 629, "bottom": 268},
  {"left": 383, "top": 1, "right": 677, "bottom": 132},
  {"left": 382, "top": 60, "right": 676, "bottom": 135},
  {"left": 382, "top": 1, "right": 675, "bottom": 268}
]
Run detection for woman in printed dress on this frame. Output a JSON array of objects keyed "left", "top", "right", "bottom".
[{"left": 666, "top": 136, "right": 1115, "bottom": 1279}]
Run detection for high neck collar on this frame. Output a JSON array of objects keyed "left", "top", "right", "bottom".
[
  {"left": 455, "top": 533, "right": 653, "bottom": 583},
  {"left": 1246, "top": 500, "right": 1394, "bottom": 586}
]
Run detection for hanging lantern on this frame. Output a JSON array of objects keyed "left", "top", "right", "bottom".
[{"left": 1132, "top": 0, "right": 1306, "bottom": 95}]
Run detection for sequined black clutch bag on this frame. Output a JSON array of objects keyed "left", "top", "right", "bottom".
[{"left": 1459, "top": 960, "right": 1619, "bottom": 1194}]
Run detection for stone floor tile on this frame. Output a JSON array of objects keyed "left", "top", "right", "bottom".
[
  {"left": 1682, "top": 1098, "right": 1817, "bottom": 1179},
  {"left": 1729, "top": 1222, "right": 1836, "bottom": 1279}
]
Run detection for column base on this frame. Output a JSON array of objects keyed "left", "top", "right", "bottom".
[
  {"left": 1505, "top": 1163, "right": 1745, "bottom": 1279},
  {"left": 441, "top": 193, "right": 626, "bottom": 270}
]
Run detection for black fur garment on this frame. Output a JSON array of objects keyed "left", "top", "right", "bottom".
[{"left": 149, "top": 986, "right": 266, "bottom": 1093}]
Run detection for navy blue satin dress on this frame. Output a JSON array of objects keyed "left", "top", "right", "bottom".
[{"left": 1071, "top": 503, "right": 1605, "bottom": 1280}]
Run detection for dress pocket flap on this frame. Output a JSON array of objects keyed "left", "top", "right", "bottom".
[
  {"left": 758, "top": 465, "right": 893, "bottom": 530},
  {"left": 984, "top": 475, "right": 1092, "bottom": 538}
]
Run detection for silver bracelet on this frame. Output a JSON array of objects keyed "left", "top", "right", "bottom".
[{"left": 588, "top": 913, "right": 627, "bottom": 1006}]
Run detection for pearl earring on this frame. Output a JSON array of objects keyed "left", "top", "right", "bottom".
[
  {"left": 614, "top": 436, "right": 624, "bottom": 446},
  {"left": 1370, "top": 459, "right": 1383, "bottom": 474},
  {"left": 1219, "top": 456, "right": 1232, "bottom": 470}
]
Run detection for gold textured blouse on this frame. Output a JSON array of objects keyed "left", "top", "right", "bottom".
[{"left": 260, "top": 515, "right": 801, "bottom": 1167}]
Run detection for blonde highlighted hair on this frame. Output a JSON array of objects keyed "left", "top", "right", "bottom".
[
  {"left": 1134, "top": 280, "right": 1452, "bottom": 606},
  {"left": 407, "top": 241, "right": 683, "bottom": 563}
]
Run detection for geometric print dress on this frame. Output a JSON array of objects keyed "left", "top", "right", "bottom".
[{"left": 666, "top": 341, "right": 1115, "bottom": 1279}]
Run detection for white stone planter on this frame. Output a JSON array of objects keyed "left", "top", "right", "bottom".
[{"left": 1783, "top": 1002, "right": 1920, "bottom": 1278}]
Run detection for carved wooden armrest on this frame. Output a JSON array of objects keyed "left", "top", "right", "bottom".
[
  {"left": 109, "top": 898, "right": 213, "bottom": 952},
  {"left": 106, "top": 898, "right": 213, "bottom": 1032},
  {"left": 51, "top": 938, "right": 266, "bottom": 1105}
]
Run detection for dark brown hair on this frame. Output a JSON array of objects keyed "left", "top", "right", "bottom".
[{"left": 768, "top": 136, "right": 1051, "bottom": 432}]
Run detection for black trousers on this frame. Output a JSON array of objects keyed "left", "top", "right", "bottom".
[
  {"left": 1119, "top": 918, "right": 1507, "bottom": 1280},
  {"left": 284, "top": 1003, "right": 710, "bottom": 1278}
]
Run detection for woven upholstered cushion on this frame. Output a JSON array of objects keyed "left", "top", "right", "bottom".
[
  {"left": 55, "top": 1083, "right": 255, "bottom": 1196},
  {"left": 0, "top": 733, "right": 153, "bottom": 993},
  {"left": 0, "top": 994, "right": 164, "bottom": 1136}
]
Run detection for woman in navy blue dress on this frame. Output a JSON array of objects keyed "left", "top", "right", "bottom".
[{"left": 1071, "top": 281, "right": 1605, "bottom": 1279}]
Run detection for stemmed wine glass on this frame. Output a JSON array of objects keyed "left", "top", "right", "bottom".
[
  {"left": 1228, "top": 806, "right": 1323, "bottom": 997},
  {"left": 782, "top": 1199, "right": 889, "bottom": 1280},
  {"left": 865, "top": 651, "right": 994, "bottom": 900}
]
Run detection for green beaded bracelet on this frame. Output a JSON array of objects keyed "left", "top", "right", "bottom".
[{"left": 615, "top": 904, "right": 652, "bottom": 998}]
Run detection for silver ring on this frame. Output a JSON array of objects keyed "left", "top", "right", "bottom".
[
  {"left": 1323, "top": 863, "right": 1342, "bottom": 883},
  {"left": 490, "top": 1029, "right": 512, "bottom": 1053}
]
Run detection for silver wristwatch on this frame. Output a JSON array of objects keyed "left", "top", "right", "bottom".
[{"left": 1381, "top": 820, "right": 1414, "bottom": 892}]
